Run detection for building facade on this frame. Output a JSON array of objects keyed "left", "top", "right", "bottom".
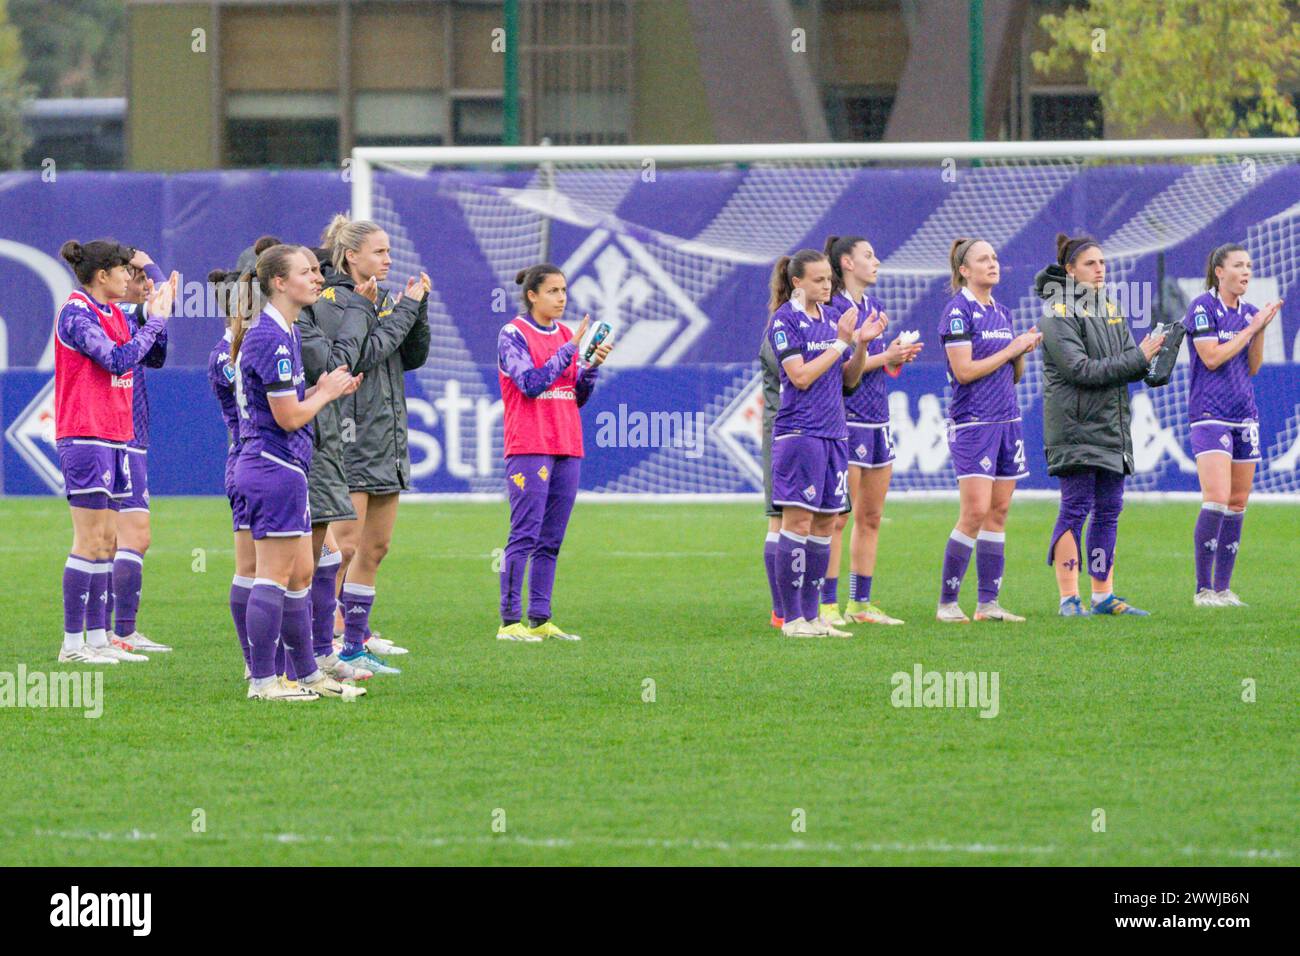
[{"left": 121, "top": 0, "right": 1220, "bottom": 171}]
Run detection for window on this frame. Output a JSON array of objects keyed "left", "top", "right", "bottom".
[
  {"left": 354, "top": 91, "right": 448, "bottom": 148},
  {"left": 453, "top": 98, "right": 503, "bottom": 146},
  {"left": 226, "top": 93, "right": 339, "bottom": 168},
  {"left": 1030, "top": 92, "right": 1102, "bottom": 140},
  {"left": 824, "top": 87, "right": 895, "bottom": 142}
]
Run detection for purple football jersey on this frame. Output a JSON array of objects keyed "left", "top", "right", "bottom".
[
  {"left": 208, "top": 331, "right": 241, "bottom": 453},
  {"left": 768, "top": 298, "right": 848, "bottom": 440},
  {"left": 119, "top": 302, "right": 168, "bottom": 450},
  {"left": 938, "top": 287, "right": 1018, "bottom": 425},
  {"left": 1183, "top": 290, "right": 1259, "bottom": 424},
  {"left": 831, "top": 290, "right": 889, "bottom": 424},
  {"left": 234, "top": 308, "right": 313, "bottom": 471}
]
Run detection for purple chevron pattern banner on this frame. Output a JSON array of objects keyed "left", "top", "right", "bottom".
[{"left": 1, "top": 166, "right": 1298, "bottom": 495}]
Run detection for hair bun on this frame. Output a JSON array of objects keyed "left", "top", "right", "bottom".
[
  {"left": 514, "top": 269, "right": 528, "bottom": 285},
  {"left": 253, "top": 235, "right": 281, "bottom": 256},
  {"left": 59, "top": 240, "right": 84, "bottom": 266}
]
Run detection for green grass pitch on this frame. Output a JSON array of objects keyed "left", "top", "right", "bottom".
[{"left": 0, "top": 496, "right": 1294, "bottom": 866}]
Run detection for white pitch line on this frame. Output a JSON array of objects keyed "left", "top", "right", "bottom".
[{"left": 19, "top": 828, "right": 1292, "bottom": 860}]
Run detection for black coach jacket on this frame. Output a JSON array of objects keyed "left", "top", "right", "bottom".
[
  {"left": 310, "top": 270, "right": 430, "bottom": 494},
  {"left": 1034, "top": 264, "right": 1150, "bottom": 477}
]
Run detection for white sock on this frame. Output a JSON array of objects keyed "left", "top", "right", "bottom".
[
  {"left": 86, "top": 628, "right": 109, "bottom": 648},
  {"left": 63, "top": 631, "right": 83, "bottom": 652}
]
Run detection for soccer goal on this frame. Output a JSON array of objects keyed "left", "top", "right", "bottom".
[{"left": 350, "top": 138, "right": 1300, "bottom": 499}]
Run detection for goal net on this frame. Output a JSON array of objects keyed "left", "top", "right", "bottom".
[{"left": 351, "top": 139, "right": 1300, "bottom": 498}]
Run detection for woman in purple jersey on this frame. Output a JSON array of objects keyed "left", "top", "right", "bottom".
[
  {"left": 107, "top": 249, "right": 174, "bottom": 656},
  {"left": 229, "top": 244, "right": 364, "bottom": 702},
  {"left": 825, "top": 234, "right": 923, "bottom": 627},
  {"left": 208, "top": 264, "right": 259, "bottom": 680},
  {"left": 765, "top": 249, "right": 872, "bottom": 638},
  {"left": 1184, "top": 243, "right": 1281, "bottom": 608},
  {"left": 934, "top": 238, "right": 1041, "bottom": 624}
]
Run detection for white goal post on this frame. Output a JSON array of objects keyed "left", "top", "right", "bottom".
[
  {"left": 351, "top": 137, "right": 1300, "bottom": 221},
  {"left": 348, "top": 138, "right": 1300, "bottom": 501}
]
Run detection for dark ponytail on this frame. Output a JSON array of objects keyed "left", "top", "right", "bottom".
[
  {"left": 208, "top": 267, "right": 245, "bottom": 327},
  {"left": 823, "top": 234, "right": 867, "bottom": 295},
  {"left": 1055, "top": 232, "right": 1099, "bottom": 268},
  {"left": 768, "top": 249, "right": 827, "bottom": 313},
  {"left": 1205, "top": 243, "right": 1247, "bottom": 290},
  {"left": 515, "top": 263, "right": 564, "bottom": 312},
  {"left": 60, "top": 238, "right": 135, "bottom": 286}
]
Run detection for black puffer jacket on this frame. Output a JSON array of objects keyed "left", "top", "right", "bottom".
[
  {"left": 310, "top": 271, "right": 430, "bottom": 493},
  {"left": 1034, "top": 264, "right": 1150, "bottom": 476}
]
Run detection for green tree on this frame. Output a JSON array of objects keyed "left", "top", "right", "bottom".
[
  {"left": 1033, "top": 0, "right": 1300, "bottom": 137},
  {"left": 0, "top": 0, "right": 31, "bottom": 169},
  {"left": 9, "top": 0, "right": 124, "bottom": 99}
]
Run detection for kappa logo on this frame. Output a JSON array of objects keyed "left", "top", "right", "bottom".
[
  {"left": 274, "top": 344, "right": 291, "bottom": 356},
  {"left": 511, "top": 472, "right": 526, "bottom": 490},
  {"left": 562, "top": 230, "right": 709, "bottom": 367},
  {"left": 1129, "top": 392, "right": 1196, "bottom": 474}
]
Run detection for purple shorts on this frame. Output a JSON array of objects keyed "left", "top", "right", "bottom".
[
  {"left": 224, "top": 453, "right": 250, "bottom": 532},
  {"left": 233, "top": 451, "right": 310, "bottom": 539},
  {"left": 847, "top": 422, "right": 896, "bottom": 469},
  {"left": 770, "top": 434, "right": 848, "bottom": 514},
  {"left": 118, "top": 448, "right": 150, "bottom": 512},
  {"left": 948, "top": 419, "right": 1028, "bottom": 481},
  {"left": 57, "top": 438, "right": 131, "bottom": 510},
  {"left": 1190, "top": 421, "right": 1261, "bottom": 463}
]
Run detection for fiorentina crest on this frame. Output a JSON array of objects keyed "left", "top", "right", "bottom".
[
  {"left": 561, "top": 230, "right": 710, "bottom": 367},
  {"left": 3, "top": 376, "right": 63, "bottom": 493}
]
